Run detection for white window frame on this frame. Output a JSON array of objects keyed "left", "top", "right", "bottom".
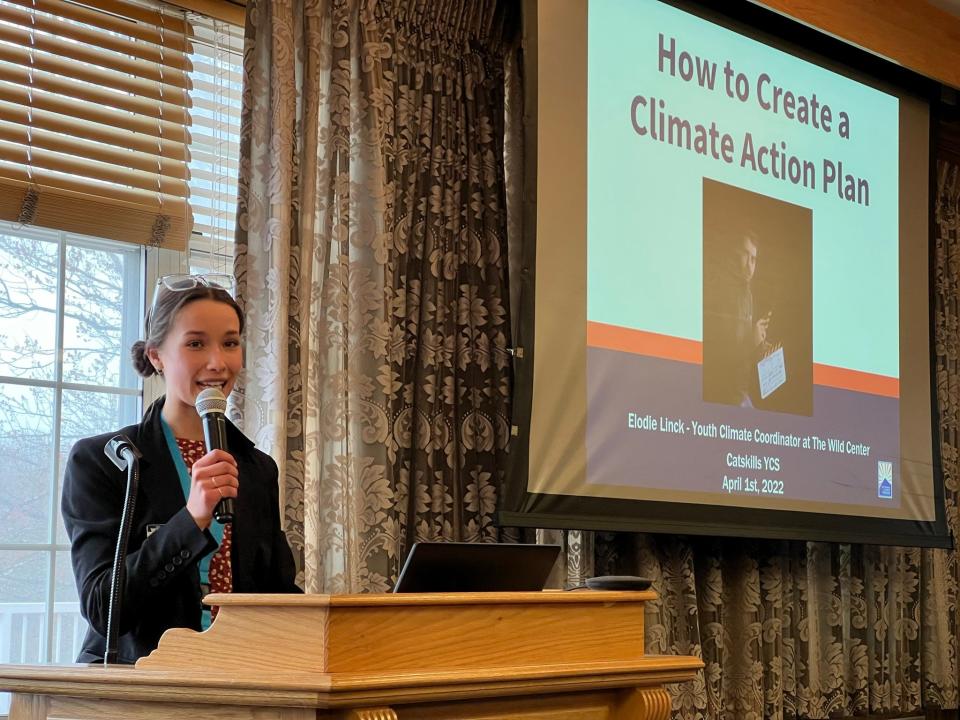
[{"left": 0, "top": 225, "right": 144, "bottom": 695}]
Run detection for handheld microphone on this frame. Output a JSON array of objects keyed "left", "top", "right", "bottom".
[{"left": 195, "top": 387, "right": 232, "bottom": 524}]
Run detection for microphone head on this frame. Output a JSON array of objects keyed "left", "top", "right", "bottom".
[{"left": 195, "top": 386, "right": 228, "bottom": 417}]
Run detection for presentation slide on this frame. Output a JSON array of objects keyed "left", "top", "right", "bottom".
[
  {"left": 512, "top": 0, "right": 940, "bottom": 537},
  {"left": 587, "top": 0, "right": 898, "bottom": 508}
]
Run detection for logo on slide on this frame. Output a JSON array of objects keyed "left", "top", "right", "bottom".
[{"left": 877, "top": 461, "right": 893, "bottom": 499}]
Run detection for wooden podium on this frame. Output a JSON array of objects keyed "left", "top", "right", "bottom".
[{"left": 0, "top": 591, "right": 702, "bottom": 720}]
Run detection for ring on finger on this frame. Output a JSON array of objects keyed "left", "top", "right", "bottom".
[
  {"left": 212, "top": 476, "right": 219, "bottom": 488},
  {"left": 217, "top": 487, "right": 224, "bottom": 498}
]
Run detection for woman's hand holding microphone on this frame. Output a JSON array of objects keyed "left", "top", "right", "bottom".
[{"left": 186, "top": 449, "right": 238, "bottom": 529}]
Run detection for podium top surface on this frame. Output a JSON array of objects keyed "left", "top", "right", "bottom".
[{"left": 202, "top": 590, "right": 658, "bottom": 607}]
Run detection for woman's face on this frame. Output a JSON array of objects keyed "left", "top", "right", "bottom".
[{"left": 149, "top": 299, "right": 243, "bottom": 410}]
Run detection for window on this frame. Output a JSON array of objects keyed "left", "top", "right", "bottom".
[
  {"left": 0, "top": 224, "right": 142, "bottom": 714},
  {"left": 0, "top": 10, "right": 242, "bottom": 714}
]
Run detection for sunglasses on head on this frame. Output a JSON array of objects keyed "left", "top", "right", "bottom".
[{"left": 150, "top": 273, "right": 236, "bottom": 312}]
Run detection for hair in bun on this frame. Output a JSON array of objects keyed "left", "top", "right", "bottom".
[{"left": 130, "top": 340, "right": 156, "bottom": 377}]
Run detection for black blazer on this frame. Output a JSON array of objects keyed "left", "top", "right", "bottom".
[{"left": 61, "top": 397, "right": 300, "bottom": 664}]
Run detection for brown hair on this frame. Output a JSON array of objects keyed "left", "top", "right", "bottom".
[{"left": 130, "top": 285, "right": 245, "bottom": 377}]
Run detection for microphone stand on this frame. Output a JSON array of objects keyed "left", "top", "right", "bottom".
[{"left": 103, "top": 434, "right": 142, "bottom": 666}]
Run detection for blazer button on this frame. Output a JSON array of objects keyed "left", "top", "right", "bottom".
[
  {"left": 180, "top": 549, "right": 191, "bottom": 559},
  {"left": 157, "top": 570, "right": 166, "bottom": 581},
  {"left": 172, "top": 556, "right": 183, "bottom": 566},
  {"left": 165, "top": 563, "right": 175, "bottom": 573},
  {"left": 149, "top": 578, "right": 159, "bottom": 588}
]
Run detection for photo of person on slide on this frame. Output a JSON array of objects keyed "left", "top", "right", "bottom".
[
  {"left": 702, "top": 179, "right": 813, "bottom": 415},
  {"left": 704, "top": 230, "right": 769, "bottom": 407}
]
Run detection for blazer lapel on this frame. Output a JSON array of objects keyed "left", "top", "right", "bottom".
[{"left": 135, "top": 397, "right": 189, "bottom": 523}]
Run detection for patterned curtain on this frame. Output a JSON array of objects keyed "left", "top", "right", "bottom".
[
  {"left": 588, "top": 158, "right": 960, "bottom": 718},
  {"left": 233, "top": 0, "right": 517, "bottom": 593}
]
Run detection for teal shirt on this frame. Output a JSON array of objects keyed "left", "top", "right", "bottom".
[{"left": 160, "top": 415, "right": 223, "bottom": 629}]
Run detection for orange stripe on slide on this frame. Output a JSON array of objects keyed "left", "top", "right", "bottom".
[
  {"left": 586, "top": 321, "right": 702, "bottom": 364},
  {"left": 587, "top": 321, "right": 900, "bottom": 398},
  {"left": 813, "top": 364, "right": 899, "bottom": 398}
]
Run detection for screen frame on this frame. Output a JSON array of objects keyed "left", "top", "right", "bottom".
[{"left": 500, "top": 0, "right": 951, "bottom": 548}]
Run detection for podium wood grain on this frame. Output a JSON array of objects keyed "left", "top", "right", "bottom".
[{"left": 0, "top": 592, "right": 701, "bottom": 720}]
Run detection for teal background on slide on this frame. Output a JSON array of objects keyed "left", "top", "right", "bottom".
[{"left": 587, "top": 0, "right": 900, "bottom": 377}]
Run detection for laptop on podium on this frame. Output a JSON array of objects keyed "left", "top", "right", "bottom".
[{"left": 393, "top": 542, "right": 562, "bottom": 593}]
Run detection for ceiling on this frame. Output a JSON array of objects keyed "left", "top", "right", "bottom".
[{"left": 928, "top": 0, "right": 960, "bottom": 17}]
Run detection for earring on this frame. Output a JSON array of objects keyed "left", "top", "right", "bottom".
[{"left": 156, "top": 366, "right": 164, "bottom": 376}]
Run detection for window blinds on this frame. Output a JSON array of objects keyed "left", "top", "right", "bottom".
[
  {"left": 0, "top": 0, "right": 193, "bottom": 249},
  {"left": 185, "top": 12, "right": 240, "bottom": 273}
]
